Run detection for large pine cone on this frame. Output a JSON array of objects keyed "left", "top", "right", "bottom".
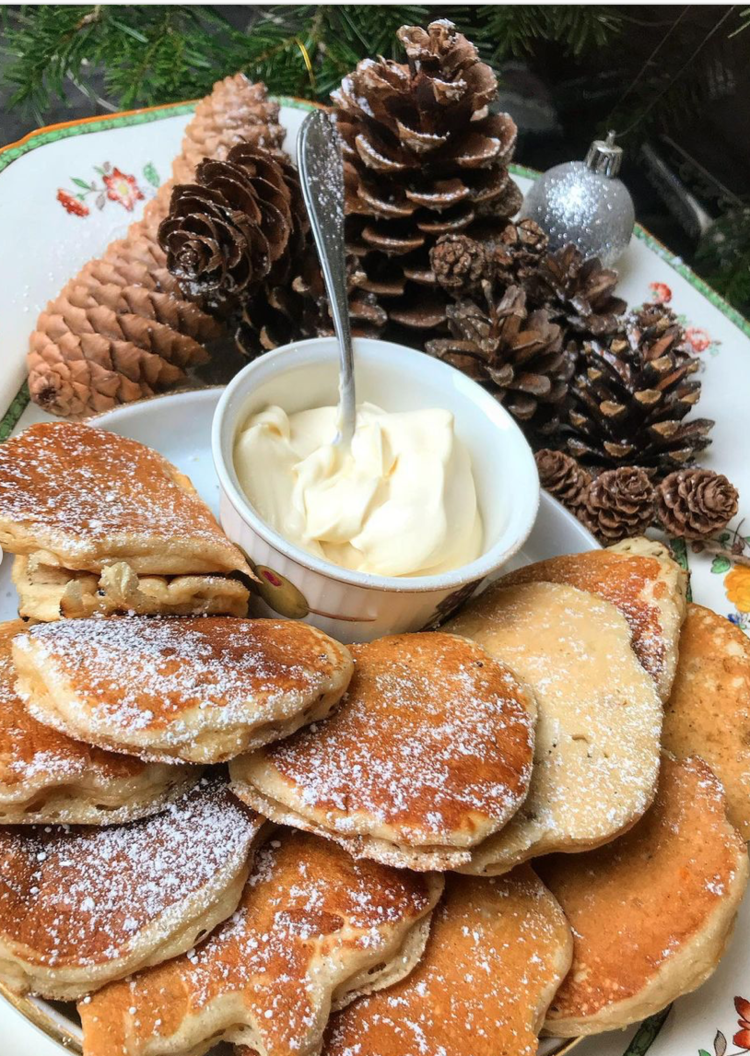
[
  {"left": 564, "top": 302, "right": 714, "bottom": 478},
  {"left": 334, "top": 20, "right": 521, "bottom": 337},
  {"left": 28, "top": 75, "right": 283, "bottom": 418},
  {"left": 159, "top": 144, "right": 302, "bottom": 315},
  {"left": 426, "top": 282, "right": 573, "bottom": 434}
]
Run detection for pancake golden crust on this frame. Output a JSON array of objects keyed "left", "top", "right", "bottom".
[
  {"left": 12, "top": 555, "right": 250, "bottom": 621},
  {"left": 78, "top": 830, "right": 444, "bottom": 1056},
  {"left": 0, "top": 619, "right": 198, "bottom": 825},
  {"left": 500, "top": 539, "right": 687, "bottom": 700},
  {"left": 539, "top": 755, "right": 749, "bottom": 1036},
  {"left": 447, "top": 581, "right": 663, "bottom": 875},
  {"left": 230, "top": 633, "right": 536, "bottom": 870},
  {"left": 0, "top": 421, "right": 251, "bottom": 575},
  {"left": 0, "top": 777, "right": 266, "bottom": 1000},
  {"left": 662, "top": 603, "right": 750, "bottom": 838},
  {"left": 324, "top": 867, "right": 572, "bottom": 1056},
  {"left": 13, "top": 616, "right": 353, "bottom": 764}
]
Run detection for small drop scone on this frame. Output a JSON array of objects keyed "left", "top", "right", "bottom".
[
  {"left": 78, "top": 830, "right": 444, "bottom": 1056},
  {"left": 0, "top": 777, "right": 266, "bottom": 999},
  {"left": 13, "top": 616, "right": 353, "bottom": 764},
  {"left": 662, "top": 603, "right": 750, "bottom": 838},
  {"left": 447, "top": 581, "right": 663, "bottom": 874},
  {"left": 324, "top": 867, "right": 572, "bottom": 1056},
  {"left": 539, "top": 755, "right": 749, "bottom": 1036},
  {"left": 0, "top": 619, "right": 199, "bottom": 825},
  {"left": 499, "top": 537, "right": 687, "bottom": 700},
  {"left": 0, "top": 421, "right": 254, "bottom": 619},
  {"left": 230, "top": 632, "right": 536, "bottom": 870}
]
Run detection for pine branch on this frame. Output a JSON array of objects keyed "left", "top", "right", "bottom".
[
  {"left": 730, "top": 7, "right": 750, "bottom": 35},
  {"left": 696, "top": 206, "right": 750, "bottom": 318},
  {"left": 458, "top": 4, "right": 624, "bottom": 61},
  {"left": 1, "top": 3, "right": 624, "bottom": 120}
]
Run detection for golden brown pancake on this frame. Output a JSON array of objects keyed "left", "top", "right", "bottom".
[
  {"left": 230, "top": 633, "right": 536, "bottom": 870},
  {"left": 447, "top": 581, "right": 663, "bottom": 875},
  {"left": 13, "top": 616, "right": 353, "bottom": 765},
  {"left": 324, "top": 867, "right": 572, "bottom": 1056},
  {"left": 0, "top": 421, "right": 250, "bottom": 576},
  {"left": 539, "top": 755, "right": 749, "bottom": 1036},
  {"left": 662, "top": 603, "right": 750, "bottom": 838},
  {"left": 499, "top": 538, "right": 687, "bottom": 700},
  {"left": 0, "top": 777, "right": 266, "bottom": 1000},
  {"left": 78, "top": 830, "right": 444, "bottom": 1056},
  {"left": 0, "top": 619, "right": 198, "bottom": 824},
  {"left": 12, "top": 555, "right": 250, "bottom": 621}
]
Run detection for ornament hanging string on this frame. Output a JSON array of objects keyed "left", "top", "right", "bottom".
[{"left": 609, "top": 5, "right": 737, "bottom": 140}]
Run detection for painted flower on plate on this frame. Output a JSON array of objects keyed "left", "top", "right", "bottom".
[
  {"left": 735, "top": 997, "right": 750, "bottom": 1049},
  {"left": 102, "top": 167, "right": 144, "bottom": 210},
  {"left": 685, "top": 326, "right": 712, "bottom": 353},
  {"left": 725, "top": 566, "right": 750, "bottom": 613},
  {"left": 649, "top": 281, "right": 672, "bottom": 304},
  {"left": 56, "top": 189, "right": 89, "bottom": 217}
]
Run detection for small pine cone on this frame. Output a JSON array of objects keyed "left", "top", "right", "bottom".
[
  {"left": 580, "top": 466, "right": 656, "bottom": 543},
  {"left": 159, "top": 144, "right": 300, "bottom": 315},
  {"left": 535, "top": 449, "right": 591, "bottom": 509},
  {"left": 430, "top": 235, "right": 487, "bottom": 294},
  {"left": 656, "top": 468, "right": 739, "bottom": 540}
]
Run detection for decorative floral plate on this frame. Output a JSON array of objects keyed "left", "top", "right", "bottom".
[{"left": 0, "top": 98, "right": 749, "bottom": 1056}]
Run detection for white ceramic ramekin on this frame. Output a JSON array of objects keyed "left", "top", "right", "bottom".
[{"left": 212, "top": 337, "right": 539, "bottom": 643}]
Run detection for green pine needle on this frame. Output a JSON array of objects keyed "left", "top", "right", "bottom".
[{"left": 0, "top": 3, "right": 624, "bottom": 117}]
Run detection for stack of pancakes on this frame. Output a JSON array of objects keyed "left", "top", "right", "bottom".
[{"left": 0, "top": 421, "right": 748, "bottom": 1056}]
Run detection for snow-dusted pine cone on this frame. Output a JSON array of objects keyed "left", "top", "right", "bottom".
[{"left": 334, "top": 19, "right": 520, "bottom": 339}]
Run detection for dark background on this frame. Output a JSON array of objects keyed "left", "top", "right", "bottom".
[{"left": 2, "top": 4, "right": 749, "bottom": 316}]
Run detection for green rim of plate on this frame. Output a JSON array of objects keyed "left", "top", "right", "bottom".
[{"left": 1, "top": 100, "right": 747, "bottom": 442}]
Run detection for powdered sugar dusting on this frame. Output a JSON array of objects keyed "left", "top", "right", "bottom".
[
  {"left": 17, "top": 617, "right": 345, "bottom": 750},
  {"left": 0, "top": 777, "right": 261, "bottom": 968},
  {"left": 254, "top": 633, "right": 535, "bottom": 845},
  {"left": 448, "top": 582, "right": 663, "bottom": 868},
  {"left": 0, "top": 422, "right": 239, "bottom": 565},
  {"left": 0, "top": 621, "right": 147, "bottom": 790},
  {"left": 80, "top": 830, "right": 437, "bottom": 1055},
  {"left": 541, "top": 756, "right": 748, "bottom": 1024},
  {"left": 326, "top": 871, "right": 571, "bottom": 1056},
  {"left": 500, "top": 549, "right": 684, "bottom": 695}
]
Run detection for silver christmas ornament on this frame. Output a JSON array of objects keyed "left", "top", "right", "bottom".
[{"left": 522, "top": 132, "right": 635, "bottom": 267}]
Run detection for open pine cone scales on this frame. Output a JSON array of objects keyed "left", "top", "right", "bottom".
[
  {"left": 565, "top": 303, "right": 714, "bottom": 478},
  {"left": 159, "top": 144, "right": 301, "bottom": 315},
  {"left": 28, "top": 75, "right": 283, "bottom": 418},
  {"left": 334, "top": 19, "right": 521, "bottom": 334},
  {"left": 172, "top": 77, "right": 284, "bottom": 183},
  {"left": 427, "top": 283, "right": 572, "bottom": 432},
  {"left": 525, "top": 244, "right": 626, "bottom": 337}
]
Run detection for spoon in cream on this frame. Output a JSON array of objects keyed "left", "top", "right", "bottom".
[{"left": 297, "top": 109, "right": 356, "bottom": 448}]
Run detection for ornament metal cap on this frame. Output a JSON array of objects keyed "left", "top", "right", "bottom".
[{"left": 585, "top": 130, "right": 623, "bottom": 177}]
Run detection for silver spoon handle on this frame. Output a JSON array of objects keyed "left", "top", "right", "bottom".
[{"left": 297, "top": 110, "right": 356, "bottom": 446}]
